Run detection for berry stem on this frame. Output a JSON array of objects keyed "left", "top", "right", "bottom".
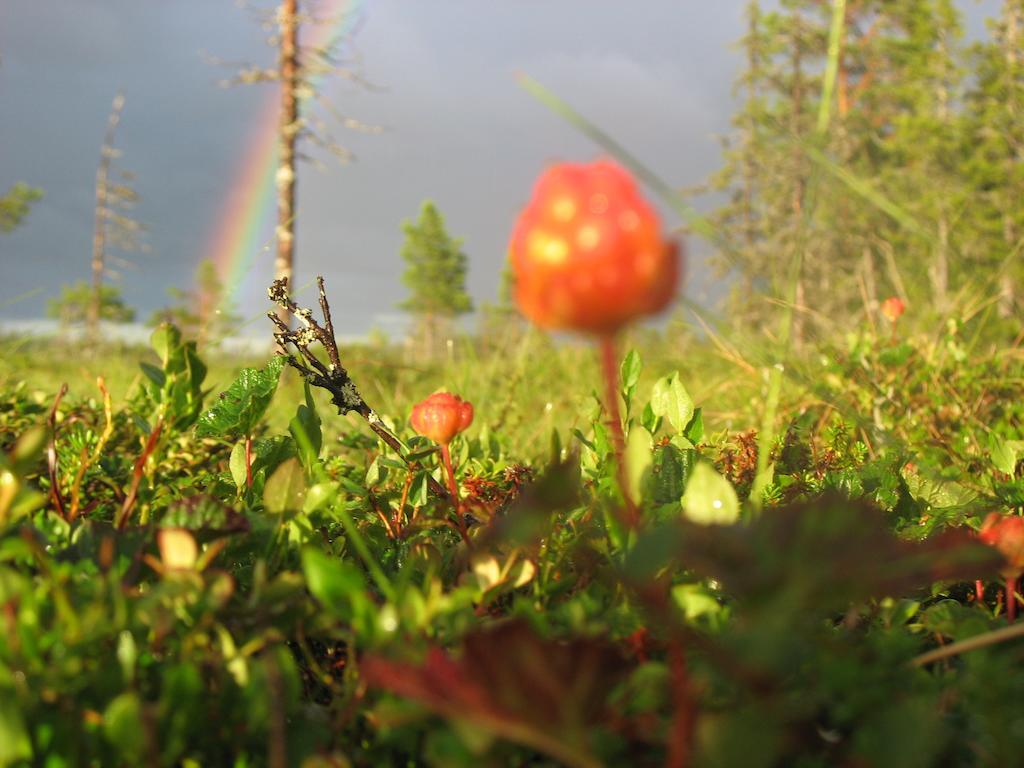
[
  {"left": 441, "top": 444, "right": 470, "bottom": 545},
  {"left": 976, "top": 579, "right": 986, "bottom": 604},
  {"left": 599, "top": 334, "right": 638, "bottom": 529},
  {"left": 244, "top": 433, "right": 254, "bottom": 490}
]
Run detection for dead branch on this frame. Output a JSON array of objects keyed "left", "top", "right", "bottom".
[{"left": 267, "top": 276, "right": 451, "bottom": 502}]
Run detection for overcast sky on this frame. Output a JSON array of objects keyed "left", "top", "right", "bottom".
[{"left": 0, "top": 0, "right": 1002, "bottom": 336}]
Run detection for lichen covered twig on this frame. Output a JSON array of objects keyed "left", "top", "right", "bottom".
[{"left": 267, "top": 276, "right": 450, "bottom": 501}]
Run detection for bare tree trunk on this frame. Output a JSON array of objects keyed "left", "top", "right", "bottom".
[
  {"left": 275, "top": 0, "right": 299, "bottom": 329},
  {"left": 421, "top": 312, "right": 437, "bottom": 362},
  {"left": 88, "top": 92, "right": 125, "bottom": 345}
]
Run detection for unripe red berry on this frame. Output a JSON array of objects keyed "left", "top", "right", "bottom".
[
  {"left": 509, "top": 160, "right": 679, "bottom": 335},
  {"left": 880, "top": 297, "right": 905, "bottom": 323},
  {"left": 410, "top": 392, "right": 474, "bottom": 446},
  {"left": 979, "top": 512, "right": 1024, "bottom": 578}
]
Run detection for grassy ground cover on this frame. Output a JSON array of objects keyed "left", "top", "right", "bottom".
[{"left": 1, "top": 297, "right": 1023, "bottom": 766}]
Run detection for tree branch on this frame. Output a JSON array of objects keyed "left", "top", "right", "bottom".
[{"left": 267, "top": 276, "right": 450, "bottom": 501}]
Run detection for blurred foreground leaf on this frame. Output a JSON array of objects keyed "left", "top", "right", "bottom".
[{"left": 362, "top": 620, "right": 627, "bottom": 768}]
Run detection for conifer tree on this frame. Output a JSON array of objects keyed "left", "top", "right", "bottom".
[
  {"left": 858, "top": 1, "right": 964, "bottom": 311},
  {"left": 964, "top": 0, "right": 1024, "bottom": 316},
  {"left": 478, "top": 261, "right": 524, "bottom": 349},
  {"left": 710, "top": 0, "right": 968, "bottom": 329},
  {"left": 0, "top": 183, "right": 42, "bottom": 233},
  {"left": 709, "top": 0, "right": 825, "bottom": 334},
  {"left": 398, "top": 201, "right": 472, "bottom": 355},
  {"left": 88, "top": 92, "right": 147, "bottom": 344},
  {"left": 48, "top": 282, "right": 135, "bottom": 329},
  {"left": 148, "top": 259, "right": 241, "bottom": 345}
]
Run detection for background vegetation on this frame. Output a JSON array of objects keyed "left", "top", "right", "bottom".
[{"left": 2, "top": 1, "right": 1024, "bottom": 766}]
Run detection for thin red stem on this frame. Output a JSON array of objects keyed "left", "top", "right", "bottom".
[
  {"left": 245, "top": 434, "right": 254, "bottom": 490},
  {"left": 666, "top": 641, "right": 695, "bottom": 768},
  {"left": 976, "top": 579, "right": 985, "bottom": 604},
  {"left": 116, "top": 418, "right": 164, "bottom": 530},
  {"left": 599, "top": 334, "right": 638, "bottom": 529},
  {"left": 1008, "top": 577, "right": 1018, "bottom": 623},
  {"left": 441, "top": 444, "right": 470, "bottom": 546}
]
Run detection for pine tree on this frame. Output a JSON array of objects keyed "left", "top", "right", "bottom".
[
  {"left": 964, "top": 0, "right": 1024, "bottom": 317},
  {"left": 88, "top": 92, "right": 147, "bottom": 344},
  {"left": 0, "top": 183, "right": 42, "bottom": 233},
  {"left": 710, "top": 0, "right": 968, "bottom": 330},
  {"left": 478, "top": 261, "right": 524, "bottom": 350},
  {"left": 48, "top": 282, "right": 134, "bottom": 329},
  {"left": 148, "top": 259, "right": 241, "bottom": 345},
  {"left": 398, "top": 201, "right": 472, "bottom": 356},
  {"left": 708, "top": 0, "right": 826, "bottom": 334},
  {"left": 855, "top": 0, "right": 964, "bottom": 311}
]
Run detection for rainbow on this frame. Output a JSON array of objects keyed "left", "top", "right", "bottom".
[{"left": 201, "top": 0, "right": 368, "bottom": 322}]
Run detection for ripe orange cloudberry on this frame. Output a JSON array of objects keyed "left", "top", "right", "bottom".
[{"left": 509, "top": 159, "right": 679, "bottom": 335}]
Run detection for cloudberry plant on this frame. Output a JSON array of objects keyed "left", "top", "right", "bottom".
[
  {"left": 411, "top": 391, "right": 474, "bottom": 541},
  {"left": 510, "top": 160, "right": 679, "bottom": 527}
]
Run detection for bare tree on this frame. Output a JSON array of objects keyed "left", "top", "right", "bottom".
[
  {"left": 217, "top": 1, "right": 381, "bottom": 327},
  {"left": 88, "top": 92, "right": 147, "bottom": 344}
]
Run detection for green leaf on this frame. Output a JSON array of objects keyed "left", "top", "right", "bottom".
[
  {"left": 250, "top": 436, "right": 297, "bottom": 480},
  {"left": 549, "top": 427, "right": 562, "bottom": 463},
  {"left": 103, "top": 692, "right": 144, "bottom": 763},
  {"left": 150, "top": 323, "right": 177, "bottom": 364},
  {"left": 142, "top": 323, "right": 208, "bottom": 429},
  {"left": 302, "top": 547, "right": 366, "bottom": 611},
  {"left": 304, "top": 482, "right": 340, "bottom": 514},
  {"left": 263, "top": 458, "right": 307, "bottom": 514},
  {"left": 139, "top": 361, "right": 166, "bottom": 388},
  {"left": 289, "top": 382, "right": 323, "bottom": 471},
  {"left": 625, "top": 426, "right": 653, "bottom": 504},
  {"left": 649, "top": 443, "right": 694, "bottom": 505},
  {"left": 195, "top": 356, "right": 286, "bottom": 439},
  {"left": 301, "top": 547, "right": 376, "bottom": 635},
  {"left": 410, "top": 471, "right": 431, "bottom": 507},
  {"left": 903, "top": 471, "right": 977, "bottom": 510},
  {"left": 620, "top": 349, "right": 642, "bottom": 401},
  {"left": 650, "top": 373, "right": 694, "bottom": 434},
  {"left": 684, "top": 407, "right": 704, "bottom": 443},
  {"left": 671, "top": 583, "right": 724, "bottom": 621},
  {"left": 9, "top": 426, "right": 46, "bottom": 473},
  {"left": 640, "top": 402, "right": 660, "bottom": 434},
  {"left": 0, "top": 693, "right": 31, "bottom": 765},
  {"left": 365, "top": 456, "right": 385, "bottom": 487},
  {"left": 994, "top": 479, "right": 1024, "bottom": 506},
  {"left": 158, "top": 495, "right": 248, "bottom": 534},
  {"left": 229, "top": 441, "right": 247, "bottom": 491},
  {"left": 681, "top": 462, "right": 739, "bottom": 525},
  {"left": 990, "top": 435, "right": 1024, "bottom": 476}
]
